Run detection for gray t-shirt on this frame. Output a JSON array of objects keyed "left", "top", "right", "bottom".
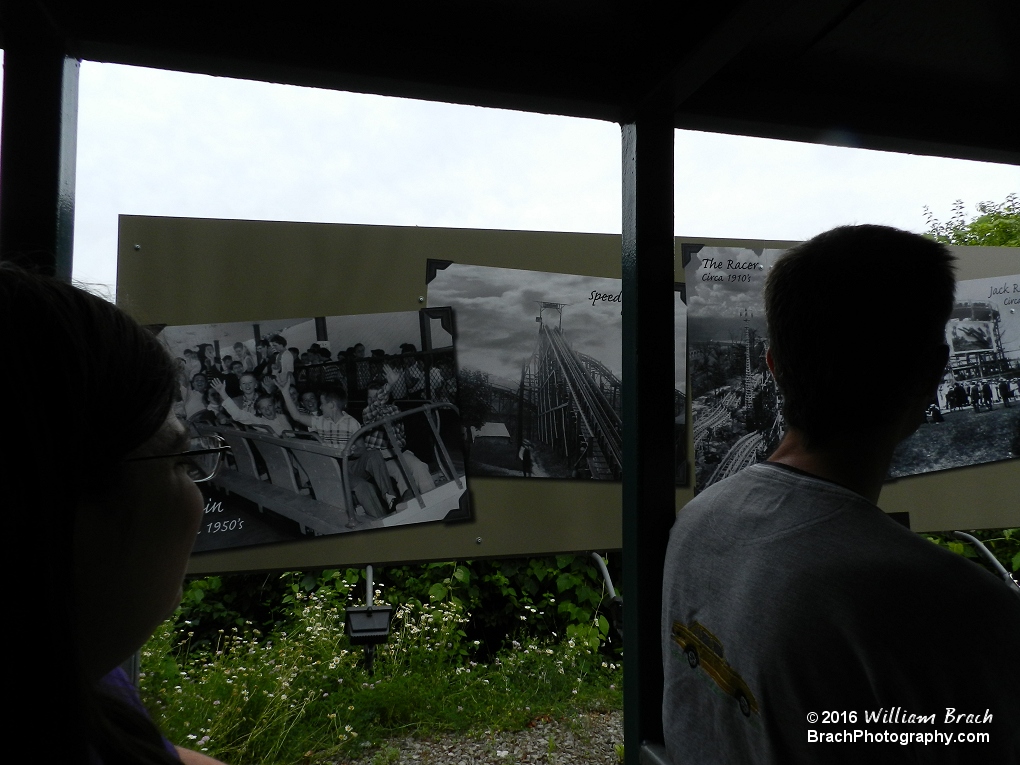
[{"left": 662, "top": 463, "right": 1020, "bottom": 764}]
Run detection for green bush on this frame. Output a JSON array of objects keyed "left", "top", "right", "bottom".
[
  {"left": 923, "top": 528, "right": 1020, "bottom": 582},
  {"left": 178, "top": 554, "right": 621, "bottom": 658},
  {"left": 142, "top": 585, "right": 621, "bottom": 764}
]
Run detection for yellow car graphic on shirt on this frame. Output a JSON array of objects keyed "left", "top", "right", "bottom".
[{"left": 672, "top": 619, "right": 759, "bottom": 717}]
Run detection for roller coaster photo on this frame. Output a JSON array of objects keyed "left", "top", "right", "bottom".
[
  {"left": 690, "top": 326, "right": 782, "bottom": 493},
  {"left": 191, "top": 391, "right": 469, "bottom": 553},
  {"left": 461, "top": 302, "right": 625, "bottom": 480}
]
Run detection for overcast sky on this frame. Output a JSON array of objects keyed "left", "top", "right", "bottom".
[
  {"left": 12, "top": 59, "right": 1011, "bottom": 290},
  {"left": 428, "top": 264, "right": 625, "bottom": 387}
]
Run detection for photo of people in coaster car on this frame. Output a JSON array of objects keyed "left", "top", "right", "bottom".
[{"left": 157, "top": 309, "right": 469, "bottom": 552}]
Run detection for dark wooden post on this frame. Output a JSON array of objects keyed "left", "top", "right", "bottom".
[
  {"left": 621, "top": 106, "right": 676, "bottom": 762},
  {"left": 0, "top": 21, "right": 80, "bottom": 280}
]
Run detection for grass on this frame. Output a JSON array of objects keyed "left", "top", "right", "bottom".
[{"left": 140, "top": 590, "right": 622, "bottom": 764}]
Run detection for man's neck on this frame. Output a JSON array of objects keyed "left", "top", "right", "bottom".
[{"left": 767, "top": 426, "right": 900, "bottom": 505}]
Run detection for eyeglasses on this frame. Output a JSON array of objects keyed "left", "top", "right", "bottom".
[{"left": 126, "top": 435, "right": 231, "bottom": 483}]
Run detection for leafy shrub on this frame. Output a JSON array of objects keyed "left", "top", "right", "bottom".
[
  {"left": 141, "top": 585, "right": 621, "bottom": 764},
  {"left": 923, "top": 528, "right": 1020, "bottom": 584},
  {"left": 178, "top": 554, "right": 622, "bottom": 659}
]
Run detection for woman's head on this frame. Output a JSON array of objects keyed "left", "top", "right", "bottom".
[
  {"left": 3, "top": 267, "right": 178, "bottom": 498},
  {"left": 3, "top": 265, "right": 189, "bottom": 677}
]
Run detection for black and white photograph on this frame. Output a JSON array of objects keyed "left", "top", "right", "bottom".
[
  {"left": 888, "top": 273, "right": 1020, "bottom": 478},
  {"left": 157, "top": 308, "right": 470, "bottom": 553},
  {"left": 687, "top": 244, "right": 1020, "bottom": 491},
  {"left": 427, "top": 262, "right": 688, "bottom": 483},
  {"left": 673, "top": 285, "right": 690, "bottom": 486},
  {"left": 684, "top": 245, "right": 787, "bottom": 493}
]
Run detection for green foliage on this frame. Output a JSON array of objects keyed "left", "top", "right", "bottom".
[
  {"left": 922, "top": 528, "right": 1020, "bottom": 582},
  {"left": 924, "top": 193, "right": 1020, "bottom": 247},
  {"left": 297, "top": 555, "right": 622, "bottom": 659},
  {"left": 177, "top": 573, "right": 293, "bottom": 648},
  {"left": 141, "top": 590, "right": 622, "bottom": 764},
  {"left": 151, "top": 556, "right": 622, "bottom": 761}
]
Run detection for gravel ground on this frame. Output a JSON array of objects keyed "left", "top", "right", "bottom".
[{"left": 334, "top": 710, "right": 623, "bottom": 765}]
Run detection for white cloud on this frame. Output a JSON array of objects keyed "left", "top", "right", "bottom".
[{"left": 69, "top": 61, "right": 1018, "bottom": 292}]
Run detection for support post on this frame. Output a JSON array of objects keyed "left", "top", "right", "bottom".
[
  {"left": 0, "top": 32, "right": 80, "bottom": 280},
  {"left": 621, "top": 107, "right": 676, "bottom": 762}
]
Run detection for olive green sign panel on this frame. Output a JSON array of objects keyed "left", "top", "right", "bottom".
[
  {"left": 118, "top": 215, "right": 627, "bottom": 575},
  {"left": 117, "top": 216, "right": 1018, "bottom": 575}
]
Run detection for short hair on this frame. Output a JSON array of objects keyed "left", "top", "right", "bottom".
[
  {"left": 764, "top": 225, "right": 955, "bottom": 445},
  {"left": 321, "top": 387, "right": 348, "bottom": 408},
  {"left": 367, "top": 376, "right": 387, "bottom": 393},
  {"left": 269, "top": 334, "right": 287, "bottom": 347},
  {"left": 240, "top": 373, "right": 258, "bottom": 385}
]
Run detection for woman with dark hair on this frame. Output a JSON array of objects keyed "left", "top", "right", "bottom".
[{"left": 2, "top": 265, "right": 227, "bottom": 765}]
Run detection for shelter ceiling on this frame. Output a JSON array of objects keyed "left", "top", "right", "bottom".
[{"left": 1, "top": 0, "right": 1017, "bottom": 162}]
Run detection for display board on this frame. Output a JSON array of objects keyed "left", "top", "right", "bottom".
[
  {"left": 118, "top": 216, "right": 628, "bottom": 574},
  {"left": 117, "top": 217, "right": 1019, "bottom": 575}
]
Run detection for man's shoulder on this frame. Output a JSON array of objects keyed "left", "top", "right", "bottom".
[
  {"left": 667, "top": 463, "right": 1020, "bottom": 619},
  {"left": 672, "top": 463, "right": 872, "bottom": 542}
]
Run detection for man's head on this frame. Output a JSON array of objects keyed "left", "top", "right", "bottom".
[
  {"left": 300, "top": 390, "right": 319, "bottom": 413},
  {"left": 269, "top": 334, "right": 287, "bottom": 353},
  {"left": 221, "top": 355, "right": 233, "bottom": 367},
  {"left": 320, "top": 388, "right": 348, "bottom": 420},
  {"left": 367, "top": 377, "right": 388, "bottom": 405},
  {"left": 764, "top": 225, "right": 955, "bottom": 447},
  {"left": 354, "top": 343, "right": 365, "bottom": 358},
  {"left": 231, "top": 361, "right": 244, "bottom": 375},
  {"left": 190, "top": 373, "right": 208, "bottom": 392},
  {"left": 256, "top": 396, "right": 276, "bottom": 419},
  {"left": 233, "top": 342, "right": 245, "bottom": 354}
]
